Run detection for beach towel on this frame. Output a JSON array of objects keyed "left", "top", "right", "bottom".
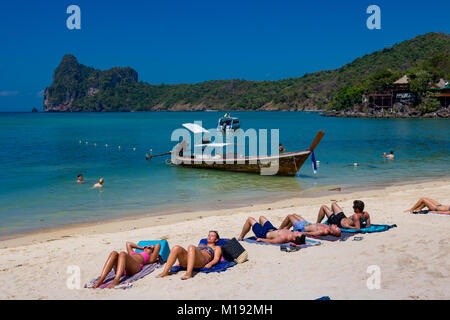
[
  {"left": 309, "top": 224, "right": 396, "bottom": 242},
  {"left": 337, "top": 224, "right": 397, "bottom": 233},
  {"left": 411, "top": 210, "right": 449, "bottom": 217},
  {"left": 323, "top": 222, "right": 397, "bottom": 234},
  {"left": 85, "top": 257, "right": 163, "bottom": 290},
  {"left": 308, "top": 232, "right": 355, "bottom": 242},
  {"left": 198, "top": 238, "right": 229, "bottom": 246},
  {"left": 169, "top": 259, "right": 237, "bottom": 274},
  {"left": 136, "top": 240, "right": 171, "bottom": 262},
  {"left": 429, "top": 213, "right": 449, "bottom": 216},
  {"left": 242, "top": 237, "right": 322, "bottom": 248},
  {"left": 169, "top": 238, "right": 237, "bottom": 274}
]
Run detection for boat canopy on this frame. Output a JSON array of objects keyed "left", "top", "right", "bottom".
[
  {"left": 182, "top": 123, "right": 210, "bottom": 134},
  {"left": 194, "top": 143, "right": 235, "bottom": 147}
]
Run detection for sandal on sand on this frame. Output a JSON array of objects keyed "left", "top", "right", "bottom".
[
  {"left": 280, "top": 245, "right": 301, "bottom": 252},
  {"left": 114, "top": 283, "right": 132, "bottom": 289}
]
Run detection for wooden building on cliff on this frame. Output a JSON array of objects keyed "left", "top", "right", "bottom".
[
  {"left": 427, "top": 79, "right": 450, "bottom": 107},
  {"left": 365, "top": 75, "right": 415, "bottom": 109}
]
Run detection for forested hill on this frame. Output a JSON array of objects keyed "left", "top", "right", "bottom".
[{"left": 43, "top": 32, "right": 449, "bottom": 112}]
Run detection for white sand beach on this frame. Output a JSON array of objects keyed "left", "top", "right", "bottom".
[{"left": 0, "top": 178, "right": 449, "bottom": 300}]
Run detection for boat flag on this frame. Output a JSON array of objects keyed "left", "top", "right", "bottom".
[{"left": 310, "top": 148, "right": 317, "bottom": 174}]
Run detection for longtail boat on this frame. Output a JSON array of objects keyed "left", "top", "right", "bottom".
[{"left": 169, "top": 128, "right": 324, "bottom": 177}]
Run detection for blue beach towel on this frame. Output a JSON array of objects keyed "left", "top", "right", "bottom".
[
  {"left": 323, "top": 222, "right": 397, "bottom": 234},
  {"left": 338, "top": 224, "right": 397, "bottom": 233},
  {"left": 310, "top": 224, "right": 397, "bottom": 241},
  {"left": 136, "top": 240, "right": 170, "bottom": 262},
  {"left": 198, "top": 238, "right": 229, "bottom": 246},
  {"left": 169, "top": 260, "right": 237, "bottom": 274}
]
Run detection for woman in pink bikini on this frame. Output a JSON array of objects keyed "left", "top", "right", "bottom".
[
  {"left": 157, "top": 231, "right": 222, "bottom": 280},
  {"left": 93, "top": 241, "right": 161, "bottom": 288}
]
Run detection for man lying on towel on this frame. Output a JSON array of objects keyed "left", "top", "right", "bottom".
[
  {"left": 279, "top": 214, "right": 341, "bottom": 237},
  {"left": 316, "top": 200, "right": 371, "bottom": 229},
  {"left": 238, "top": 216, "right": 306, "bottom": 245}
]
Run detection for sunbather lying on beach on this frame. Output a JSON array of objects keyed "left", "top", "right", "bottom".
[
  {"left": 238, "top": 216, "right": 306, "bottom": 245},
  {"left": 156, "top": 231, "right": 222, "bottom": 280},
  {"left": 316, "top": 200, "right": 371, "bottom": 229},
  {"left": 404, "top": 198, "right": 450, "bottom": 214},
  {"left": 279, "top": 214, "right": 341, "bottom": 237},
  {"left": 92, "top": 241, "right": 161, "bottom": 288}
]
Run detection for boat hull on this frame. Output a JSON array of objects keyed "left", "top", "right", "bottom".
[{"left": 173, "top": 151, "right": 311, "bottom": 176}]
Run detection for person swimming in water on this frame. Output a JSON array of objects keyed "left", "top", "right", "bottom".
[
  {"left": 93, "top": 178, "right": 104, "bottom": 188},
  {"left": 404, "top": 198, "right": 450, "bottom": 214},
  {"left": 92, "top": 241, "right": 161, "bottom": 288},
  {"left": 156, "top": 231, "right": 222, "bottom": 280},
  {"left": 316, "top": 200, "right": 371, "bottom": 229},
  {"left": 383, "top": 151, "right": 394, "bottom": 159},
  {"left": 77, "top": 174, "right": 83, "bottom": 183}
]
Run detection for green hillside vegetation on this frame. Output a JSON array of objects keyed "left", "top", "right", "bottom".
[
  {"left": 330, "top": 52, "right": 450, "bottom": 111},
  {"left": 44, "top": 32, "right": 450, "bottom": 112}
]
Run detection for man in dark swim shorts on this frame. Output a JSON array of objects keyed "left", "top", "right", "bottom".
[
  {"left": 238, "top": 216, "right": 306, "bottom": 245},
  {"left": 316, "top": 200, "right": 371, "bottom": 230},
  {"left": 238, "top": 216, "right": 278, "bottom": 239},
  {"left": 251, "top": 219, "right": 278, "bottom": 238},
  {"left": 327, "top": 212, "right": 347, "bottom": 228}
]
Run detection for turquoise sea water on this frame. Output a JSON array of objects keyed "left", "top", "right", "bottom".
[{"left": 0, "top": 111, "right": 449, "bottom": 236}]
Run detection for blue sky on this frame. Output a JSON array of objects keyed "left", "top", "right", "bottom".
[{"left": 0, "top": 0, "right": 448, "bottom": 111}]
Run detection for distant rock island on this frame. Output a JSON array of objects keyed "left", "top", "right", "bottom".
[{"left": 43, "top": 32, "right": 449, "bottom": 117}]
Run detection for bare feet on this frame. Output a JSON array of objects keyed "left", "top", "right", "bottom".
[
  {"left": 92, "top": 281, "right": 102, "bottom": 288},
  {"left": 181, "top": 274, "right": 192, "bottom": 280},
  {"left": 156, "top": 272, "right": 167, "bottom": 278},
  {"left": 404, "top": 209, "right": 412, "bottom": 213}
]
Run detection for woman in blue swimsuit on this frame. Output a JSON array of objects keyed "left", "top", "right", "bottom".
[{"left": 157, "top": 231, "right": 222, "bottom": 280}]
